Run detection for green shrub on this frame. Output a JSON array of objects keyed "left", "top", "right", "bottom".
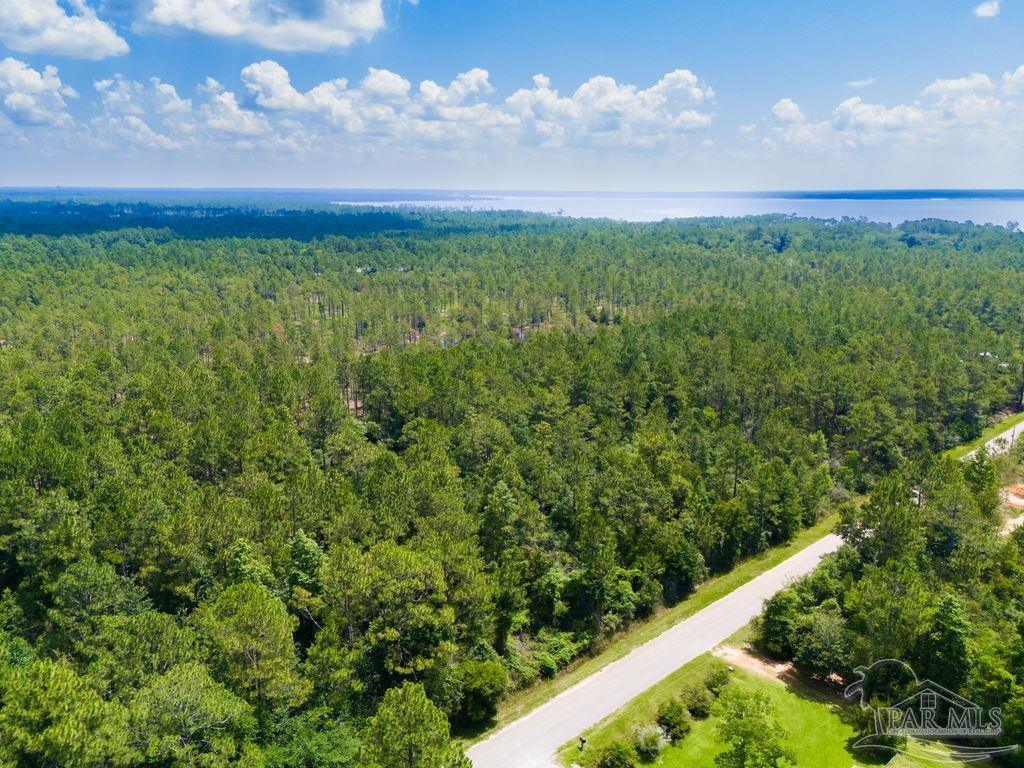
[
  {"left": 656, "top": 698, "right": 691, "bottom": 742},
  {"left": 705, "top": 666, "right": 731, "bottom": 695},
  {"left": 681, "top": 684, "right": 715, "bottom": 719},
  {"left": 595, "top": 740, "right": 639, "bottom": 768},
  {"left": 531, "top": 629, "right": 588, "bottom": 678},
  {"left": 454, "top": 659, "right": 509, "bottom": 725},
  {"left": 630, "top": 725, "right": 663, "bottom": 762},
  {"left": 533, "top": 651, "right": 557, "bottom": 678},
  {"left": 502, "top": 647, "right": 539, "bottom": 690}
]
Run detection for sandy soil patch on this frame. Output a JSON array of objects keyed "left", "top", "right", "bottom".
[
  {"left": 712, "top": 644, "right": 793, "bottom": 683},
  {"left": 1003, "top": 512, "right": 1024, "bottom": 536},
  {"left": 1000, "top": 484, "right": 1024, "bottom": 535},
  {"left": 1002, "top": 484, "right": 1024, "bottom": 509}
]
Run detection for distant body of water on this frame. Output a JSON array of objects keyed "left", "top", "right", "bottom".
[
  {"left": 331, "top": 190, "right": 1024, "bottom": 226},
  {"left": 4, "top": 188, "right": 1023, "bottom": 227}
]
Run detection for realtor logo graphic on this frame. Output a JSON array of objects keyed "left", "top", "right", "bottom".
[{"left": 845, "top": 659, "right": 1017, "bottom": 764}]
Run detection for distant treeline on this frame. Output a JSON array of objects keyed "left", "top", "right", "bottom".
[{"left": 0, "top": 200, "right": 601, "bottom": 239}]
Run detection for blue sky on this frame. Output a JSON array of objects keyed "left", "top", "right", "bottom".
[{"left": 0, "top": 0, "right": 1022, "bottom": 189}]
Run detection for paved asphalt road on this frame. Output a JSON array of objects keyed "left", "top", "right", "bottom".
[
  {"left": 466, "top": 532, "right": 843, "bottom": 768},
  {"left": 467, "top": 416, "right": 1024, "bottom": 768}
]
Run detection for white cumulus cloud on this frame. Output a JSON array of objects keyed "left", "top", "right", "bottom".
[
  {"left": 506, "top": 69, "right": 714, "bottom": 148},
  {"left": 419, "top": 68, "right": 494, "bottom": 108},
  {"left": 241, "top": 60, "right": 316, "bottom": 111},
  {"left": 94, "top": 74, "right": 191, "bottom": 118},
  {"left": 1004, "top": 64, "right": 1024, "bottom": 95},
  {"left": 95, "top": 74, "right": 145, "bottom": 115},
  {"left": 146, "top": 0, "right": 386, "bottom": 52},
  {"left": 0, "top": 57, "right": 76, "bottom": 126},
  {"left": 361, "top": 68, "right": 412, "bottom": 101},
  {"left": 85, "top": 70, "right": 310, "bottom": 152},
  {"left": 922, "top": 72, "right": 995, "bottom": 97},
  {"left": 241, "top": 59, "right": 363, "bottom": 130},
  {"left": 764, "top": 64, "right": 1023, "bottom": 153},
  {"left": 92, "top": 114, "right": 181, "bottom": 150},
  {"left": 236, "top": 62, "right": 716, "bottom": 149},
  {"left": 832, "top": 97, "right": 926, "bottom": 138},
  {"left": 151, "top": 78, "right": 192, "bottom": 114},
  {"left": 770, "top": 98, "right": 805, "bottom": 124},
  {"left": 922, "top": 73, "right": 1002, "bottom": 124},
  {"left": 202, "top": 89, "right": 271, "bottom": 137},
  {"left": 974, "top": 0, "right": 1000, "bottom": 17},
  {"left": 0, "top": 0, "right": 128, "bottom": 59},
  {"left": 91, "top": 75, "right": 191, "bottom": 150}
]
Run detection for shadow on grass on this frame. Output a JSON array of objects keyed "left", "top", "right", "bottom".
[
  {"left": 843, "top": 736, "right": 894, "bottom": 767},
  {"left": 733, "top": 644, "right": 890, "bottom": 767},
  {"left": 452, "top": 717, "right": 499, "bottom": 743}
]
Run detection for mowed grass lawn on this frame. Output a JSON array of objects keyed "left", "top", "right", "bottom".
[
  {"left": 560, "top": 659, "right": 887, "bottom": 768},
  {"left": 657, "top": 669, "right": 886, "bottom": 768}
]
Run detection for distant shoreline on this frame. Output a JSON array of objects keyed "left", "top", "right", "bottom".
[{"left": 0, "top": 189, "right": 1021, "bottom": 227}]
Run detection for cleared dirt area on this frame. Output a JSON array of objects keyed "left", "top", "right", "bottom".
[
  {"left": 711, "top": 644, "right": 848, "bottom": 703},
  {"left": 1002, "top": 512, "right": 1024, "bottom": 536},
  {"left": 1000, "top": 484, "right": 1024, "bottom": 535},
  {"left": 1003, "top": 484, "right": 1024, "bottom": 509},
  {"left": 712, "top": 644, "right": 793, "bottom": 683}
]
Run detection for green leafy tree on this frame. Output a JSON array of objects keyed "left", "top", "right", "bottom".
[
  {"left": 45, "top": 557, "right": 150, "bottom": 654},
  {"left": 757, "top": 588, "right": 802, "bottom": 658},
  {"left": 0, "top": 658, "right": 134, "bottom": 768},
  {"left": 361, "top": 682, "right": 469, "bottom": 768},
  {"left": 225, "top": 539, "right": 278, "bottom": 592},
  {"left": 705, "top": 666, "right": 731, "bottom": 695},
  {"left": 916, "top": 592, "right": 973, "bottom": 693},
  {"left": 192, "top": 581, "right": 309, "bottom": 709},
  {"left": 453, "top": 658, "right": 509, "bottom": 725},
  {"left": 846, "top": 558, "right": 931, "bottom": 662},
  {"left": 656, "top": 698, "right": 691, "bottom": 742},
  {"left": 630, "top": 724, "right": 663, "bottom": 761},
  {"left": 310, "top": 541, "right": 456, "bottom": 704},
  {"left": 742, "top": 457, "right": 802, "bottom": 548},
  {"left": 288, "top": 530, "right": 327, "bottom": 644},
  {"left": 962, "top": 450, "right": 1000, "bottom": 518},
  {"left": 839, "top": 475, "right": 924, "bottom": 566},
  {"left": 594, "top": 740, "right": 639, "bottom": 768},
  {"left": 128, "top": 661, "right": 259, "bottom": 768},
  {"left": 715, "top": 687, "right": 795, "bottom": 768},
  {"left": 266, "top": 708, "right": 360, "bottom": 768},
  {"left": 480, "top": 481, "right": 529, "bottom": 651},
  {"left": 87, "top": 610, "right": 199, "bottom": 698},
  {"left": 0, "top": 628, "right": 34, "bottom": 669},
  {"left": 681, "top": 684, "right": 715, "bottom": 719},
  {"left": 791, "top": 600, "right": 851, "bottom": 679},
  {"left": 658, "top": 524, "right": 707, "bottom": 603}
]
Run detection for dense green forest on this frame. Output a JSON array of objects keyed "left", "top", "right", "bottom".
[{"left": 0, "top": 203, "right": 1022, "bottom": 767}]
